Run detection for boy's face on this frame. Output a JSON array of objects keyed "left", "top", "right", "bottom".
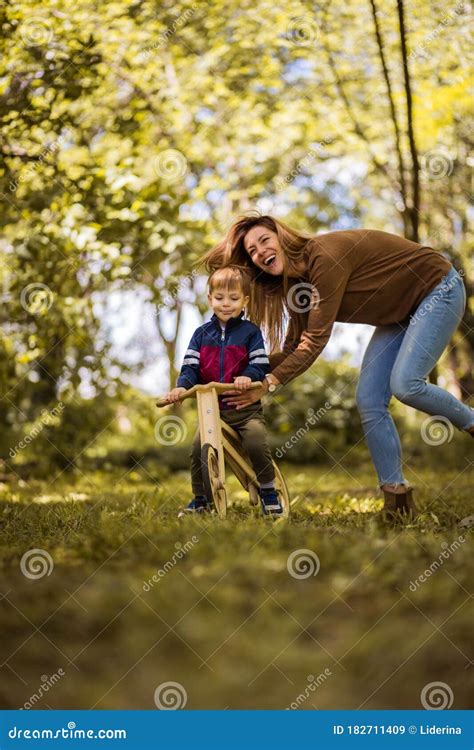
[{"left": 208, "top": 286, "right": 249, "bottom": 323}]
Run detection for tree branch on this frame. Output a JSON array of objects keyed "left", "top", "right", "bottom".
[
  {"left": 319, "top": 15, "right": 393, "bottom": 184},
  {"left": 369, "top": 0, "right": 409, "bottom": 218}
]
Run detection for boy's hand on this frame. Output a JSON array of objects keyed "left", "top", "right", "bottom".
[
  {"left": 233, "top": 376, "right": 252, "bottom": 391},
  {"left": 165, "top": 387, "right": 187, "bottom": 403}
]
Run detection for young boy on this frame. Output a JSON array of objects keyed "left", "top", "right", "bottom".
[{"left": 165, "top": 266, "right": 283, "bottom": 516}]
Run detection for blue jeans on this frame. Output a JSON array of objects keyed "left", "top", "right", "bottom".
[{"left": 355, "top": 267, "right": 473, "bottom": 485}]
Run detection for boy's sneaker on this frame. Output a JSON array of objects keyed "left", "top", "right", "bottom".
[
  {"left": 178, "top": 495, "right": 211, "bottom": 517},
  {"left": 259, "top": 487, "right": 283, "bottom": 516}
]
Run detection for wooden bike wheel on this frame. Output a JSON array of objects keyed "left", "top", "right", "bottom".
[
  {"left": 201, "top": 443, "right": 227, "bottom": 518},
  {"left": 220, "top": 422, "right": 290, "bottom": 518}
]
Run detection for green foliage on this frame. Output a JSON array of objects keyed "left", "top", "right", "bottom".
[
  {"left": 1, "top": 0, "right": 471, "bottom": 470},
  {"left": 265, "top": 359, "right": 363, "bottom": 461}
]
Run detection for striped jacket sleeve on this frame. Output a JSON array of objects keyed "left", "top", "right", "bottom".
[
  {"left": 240, "top": 327, "right": 270, "bottom": 381},
  {"left": 176, "top": 329, "right": 201, "bottom": 389}
]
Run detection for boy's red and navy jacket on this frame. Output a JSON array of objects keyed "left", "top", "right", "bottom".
[{"left": 176, "top": 312, "right": 270, "bottom": 408}]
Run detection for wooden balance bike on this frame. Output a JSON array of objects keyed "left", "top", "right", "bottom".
[{"left": 156, "top": 382, "right": 290, "bottom": 518}]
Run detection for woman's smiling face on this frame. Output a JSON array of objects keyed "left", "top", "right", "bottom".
[{"left": 243, "top": 225, "right": 284, "bottom": 275}]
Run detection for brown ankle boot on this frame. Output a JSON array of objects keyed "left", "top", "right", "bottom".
[{"left": 382, "top": 485, "right": 418, "bottom": 522}]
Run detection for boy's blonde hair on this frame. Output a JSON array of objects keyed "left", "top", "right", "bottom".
[{"left": 208, "top": 266, "right": 251, "bottom": 298}]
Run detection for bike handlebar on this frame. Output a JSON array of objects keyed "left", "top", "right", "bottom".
[{"left": 155, "top": 381, "right": 263, "bottom": 408}]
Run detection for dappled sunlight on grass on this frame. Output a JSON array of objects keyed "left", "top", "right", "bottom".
[{"left": 0, "top": 461, "right": 471, "bottom": 709}]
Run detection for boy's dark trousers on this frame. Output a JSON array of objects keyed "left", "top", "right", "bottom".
[{"left": 190, "top": 403, "right": 275, "bottom": 496}]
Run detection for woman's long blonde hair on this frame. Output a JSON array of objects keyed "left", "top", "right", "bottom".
[{"left": 199, "top": 214, "right": 314, "bottom": 351}]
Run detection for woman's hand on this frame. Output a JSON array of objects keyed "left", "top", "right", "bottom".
[{"left": 222, "top": 380, "right": 268, "bottom": 410}]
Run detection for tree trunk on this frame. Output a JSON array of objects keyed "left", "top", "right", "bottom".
[{"left": 397, "top": 0, "right": 421, "bottom": 242}]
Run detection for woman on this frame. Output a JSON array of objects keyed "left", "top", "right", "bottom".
[{"left": 201, "top": 215, "right": 474, "bottom": 519}]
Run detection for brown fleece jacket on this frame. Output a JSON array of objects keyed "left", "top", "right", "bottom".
[{"left": 269, "top": 229, "right": 451, "bottom": 385}]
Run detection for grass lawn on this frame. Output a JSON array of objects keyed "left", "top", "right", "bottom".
[{"left": 0, "top": 460, "right": 472, "bottom": 710}]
